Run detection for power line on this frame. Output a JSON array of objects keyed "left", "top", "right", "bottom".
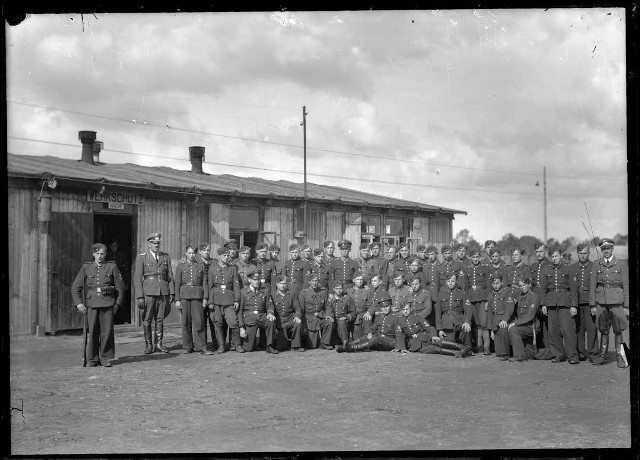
[
  {"left": 7, "top": 135, "right": 623, "bottom": 198},
  {"left": 8, "top": 100, "right": 620, "bottom": 181}
]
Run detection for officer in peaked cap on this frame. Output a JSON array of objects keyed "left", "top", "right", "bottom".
[
  {"left": 338, "top": 239, "right": 352, "bottom": 250},
  {"left": 224, "top": 239, "right": 239, "bottom": 261},
  {"left": 590, "top": 238, "right": 629, "bottom": 368},
  {"left": 133, "top": 232, "right": 175, "bottom": 355},
  {"left": 331, "top": 240, "right": 359, "bottom": 290}
]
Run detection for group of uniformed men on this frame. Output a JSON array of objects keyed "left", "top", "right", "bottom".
[{"left": 72, "top": 233, "right": 629, "bottom": 370}]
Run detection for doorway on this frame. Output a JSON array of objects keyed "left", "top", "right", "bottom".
[
  {"left": 229, "top": 231, "right": 259, "bottom": 259},
  {"left": 94, "top": 214, "right": 134, "bottom": 325}
]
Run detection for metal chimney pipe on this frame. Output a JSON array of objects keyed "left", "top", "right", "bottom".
[
  {"left": 189, "top": 146, "right": 205, "bottom": 174},
  {"left": 92, "top": 141, "right": 103, "bottom": 164},
  {"left": 78, "top": 131, "right": 97, "bottom": 164}
]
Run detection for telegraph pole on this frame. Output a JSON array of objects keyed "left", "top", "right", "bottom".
[
  {"left": 302, "top": 106, "right": 308, "bottom": 242},
  {"left": 543, "top": 166, "right": 548, "bottom": 244}
]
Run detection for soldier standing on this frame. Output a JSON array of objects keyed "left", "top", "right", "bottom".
[
  {"left": 464, "top": 249, "right": 490, "bottom": 354},
  {"left": 486, "top": 249, "right": 506, "bottom": 284},
  {"left": 406, "top": 258, "right": 427, "bottom": 288},
  {"left": 388, "top": 273, "right": 411, "bottom": 315},
  {"left": 455, "top": 243, "right": 472, "bottom": 269},
  {"left": 508, "top": 277, "right": 539, "bottom": 362},
  {"left": 300, "top": 244, "right": 314, "bottom": 264},
  {"left": 253, "top": 242, "right": 275, "bottom": 296},
  {"left": 225, "top": 239, "right": 239, "bottom": 263},
  {"left": 72, "top": 243, "right": 125, "bottom": 367},
  {"left": 133, "top": 233, "right": 175, "bottom": 354},
  {"left": 395, "top": 242, "right": 412, "bottom": 277},
  {"left": 197, "top": 243, "right": 217, "bottom": 351},
  {"left": 435, "top": 273, "right": 472, "bottom": 349},
  {"left": 486, "top": 273, "right": 515, "bottom": 361},
  {"left": 299, "top": 273, "right": 335, "bottom": 349},
  {"left": 531, "top": 243, "right": 553, "bottom": 360},
  {"left": 269, "top": 244, "right": 285, "bottom": 286},
  {"left": 348, "top": 272, "right": 373, "bottom": 339},
  {"left": 570, "top": 243, "right": 597, "bottom": 362},
  {"left": 322, "top": 240, "right": 337, "bottom": 265},
  {"left": 330, "top": 240, "right": 359, "bottom": 290},
  {"left": 504, "top": 248, "right": 533, "bottom": 297},
  {"left": 540, "top": 247, "right": 579, "bottom": 364},
  {"left": 174, "top": 245, "right": 212, "bottom": 355},
  {"left": 382, "top": 244, "right": 398, "bottom": 290},
  {"left": 285, "top": 244, "right": 307, "bottom": 298},
  {"left": 238, "top": 269, "right": 278, "bottom": 353},
  {"left": 369, "top": 242, "right": 388, "bottom": 283},
  {"left": 481, "top": 240, "right": 497, "bottom": 266},
  {"left": 422, "top": 246, "right": 441, "bottom": 304},
  {"left": 438, "top": 244, "right": 466, "bottom": 291},
  {"left": 305, "top": 248, "right": 331, "bottom": 289},
  {"left": 355, "top": 243, "right": 376, "bottom": 284},
  {"left": 590, "top": 238, "right": 630, "bottom": 368},
  {"left": 235, "top": 246, "right": 256, "bottom": 287},
  {"left": 271, "top": 275, "right": 305, "bottom": 352},
  {"left": 208, "top": 247, "right": 244, "bottom": 354}
]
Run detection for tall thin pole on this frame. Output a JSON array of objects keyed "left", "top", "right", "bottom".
[
  {"left": 543, "top": 166, "right": 547, "bottom": 244},
  {"left": 303, "top": 106, "right": 308, "bottom": 242}
]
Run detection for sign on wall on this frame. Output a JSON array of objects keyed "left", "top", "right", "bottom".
[{"left": 87, "top": 190, "right": 145, "bottom": 206}]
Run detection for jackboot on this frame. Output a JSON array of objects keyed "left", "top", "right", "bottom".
[
  {"left": 592, "top": 333, "right": 609, "bottom": 365},
  {"left": 143, "top": 324, "right": 154, "bottom": 354},
  {"left": 231, "top": 329, "right": 245, "bottom": 353},
  {"left": 615, "top": 334, "right": 628, "bottom": 368},
  {"left": 440, "top": 339, "right": 464, "bottom": 351},
  {"left": 439, "top": 348, "right": 458, "bottom": 357},
  {"left": 345, "top": 338, "right": 372, "bottom": 352},
  {"left": 214, "top": 326, "right": 226, "bottom": 354},
  {"left": 154, "top": 325, "right": 169, "bottom": 353}
]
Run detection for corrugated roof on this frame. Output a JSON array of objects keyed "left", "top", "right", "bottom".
[{"left": 7, "top": 153, "right": 466, "bottom": 215}]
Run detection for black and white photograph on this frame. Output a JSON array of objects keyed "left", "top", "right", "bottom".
[{"left": 6, "top": 6, "right": 633, "bottom": 455}]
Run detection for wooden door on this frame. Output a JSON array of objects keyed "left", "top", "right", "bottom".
[{"left": 50, "top": 212, "right": 94, "bottom": 332}]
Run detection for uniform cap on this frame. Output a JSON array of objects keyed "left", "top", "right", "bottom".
[
  {"left": 313, "top": 248, "right": 323, "bottom": 256},
  {"left": 394, "top": 272, "right": 406, "bottom": 279},
  {"left": 301, "top": 244, "right": 311, "bottom": 251},
  {"left": 416, "top": 244, "right": 426, "bottom": 252},
  {"left": 269, "top": 244, "right": 280, "bottom": 252},
  {"left": 359, "top": 243, "right": 370, "bottom": 250},
  {"left": 599, "top": 238, "right": 614, "bottom": 248},
  {"left": 484, "top": 240, "right": 497, "bottom": 248},
  {"left": 353, "top": 271, "right": 365, "bottom": 279},
  {"left": 308, "top": 273, "right": 320, "bottom": 281},
  {"left": 288, "top": 244, "right": 300, "bottom": 252},
  {"left": 380, "top": 292, "right": 392, "bottom": 304},
  {"left": 223, "top": 239, "right": 238, "bottom": 249},
  {"left": 369, "top": 242, "right": 381, "bottom": 249},
  {"left": 333, "top": 280, "right": 345, "bottom": 288},
  {"left": 455, "top": 243, "right": 467, "bottom": 250},
  {"left": 534, "top": 243, "right": 547, "bottom": 251},
  {"left": 441, "top": 244, "right": 452, "bottom": 252},
  {"left": 426, "top": 245, "right": 437, "bottom": 253},
  {"left": 255, "top": 242, "right": 269, "bottom": 251},
  {"left": 576, "top": 243, "right": 588, "bottom": 252},
  {"left": 198, "top": 243, "right": 211, "bottom": 251},
  {"left": 274, "top": 275, "right": 286, "bottom": 284},
  {"left": 489, "top": 248, "right": 501, "bottom": 256},
  {"left": 247, "top": 269, "right": 260, "bottom": 280},
  {"left": 338, "top": 240, "right": 352, "bottom": 249},
  {"left": 147, "top": 233, "right": 161, "bottom": 242},
  {"left": 469, "top": 248, "right": 480, "bottom": 256},
  {"left": 399, "top": 242, "right": 410, "bottom": 250},
  {"left": 239, "top": 246, "right": 251, "bottom": 253},
  {"left": 217, "top": 247, "right": 230, "bottom": 256}
]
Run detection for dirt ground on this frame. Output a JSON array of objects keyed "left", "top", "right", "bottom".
[{"left": 9, "top": 325, "right": 633, "bottom": 455}]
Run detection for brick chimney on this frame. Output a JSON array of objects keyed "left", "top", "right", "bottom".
[
  {"left": 78, "top": 131, "right": 96, "bottom": 164},
  {"left": 189, "top": 146, "right": 205, "bottom": 174}
]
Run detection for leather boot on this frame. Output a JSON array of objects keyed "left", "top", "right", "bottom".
[
  {"left": 439, "top": 348, "right": 458, "bottom": 357},
  {"left": 155, "top": 325, "right": 169, "bottom": 353},
  {"left": 232, "top": 329, "right": 245, "bottom": 353},
  {"left": 615, "top": 334, "right": 628, "bottom": 368},
  {"left": 440, "top": 339, "right": 464, "bottom": 350},
  {"left": 335, "top": 344, "right": 346, "bottom": 353},
  {"left": 214, "top": 326, "right": 226, "bottom": 354},
  {"left": 592, "top": 334, "right": 609, "bottom": 365},
  {"left": 144, "top": 324, "right": 154, "bottom": 354},
  {"left": 345, "top": 338, "right": 371, "bottom": 352}
]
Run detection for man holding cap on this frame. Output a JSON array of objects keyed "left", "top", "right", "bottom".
[
  {"left": 208, "top": 247, "right": 244, "bottom": 353},
  {"left": 330, "top": 240, "right": 359, "bottom": 290},
  {"left": 590, "top": 238, "right": 629, "bottom": 368},
  {"left": 271, "top": 275, "right": 305, "bottom": 352},
  {"left": 72, "top": 243, "right": 125, "bottom": 366},
  {"left": 570, "top": 243, "right": 597, "bottom": 362},
  {"left": 134, "top": 233, "right": 175, "bottom": 354},
  {"left": 238, "top": 268, "right": 277, "bottom": 353}
]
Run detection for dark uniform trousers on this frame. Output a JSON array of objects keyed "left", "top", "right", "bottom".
[
  {"left": 242, "top": 314, "right": 275, "bottom": 351},
  {"left": 441, "top": 325, "right": 471, "bottom": 347},
  {"left": 87, "top": 307, "right": 116, "bottom": 361},
  {"left": 352, "top": 318, "right": 373, "bottom": 339},
  {"left": 509, "top": 325, "right": 535, "bottom": 359},
  {"left": 576, "top": 304, "right": 598, "bottom": 359},
  {"left": 142, "top": 296, "right": 169, "bottom": 333},
  {"left": 181, "top": 299, "right": 206, "bottom": 351},
  {"left": 547, "top": 306, "right": 578, "bottom": 360},
  {"left": 304, "top": 314, "right": 334, "bottom": 348},
  {"left": 348, "top": 334, "right": 395, "bottom": 351},
  {"left": 278, "top": 317, "right": 303, "bottom": 349},
  {"left": 532, "top": 260, "right": 552, "bottom": 358}
]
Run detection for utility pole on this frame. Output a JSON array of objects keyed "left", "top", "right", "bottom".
[
  {"left": 302, "top": 106, "right": 308, "bottom": 243},
  {"left": 543, "top": 166, "right": 548, "bottom": 244}
]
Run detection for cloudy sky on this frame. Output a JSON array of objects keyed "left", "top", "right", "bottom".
[{"left": 6, "top": 9, "right": 627, "bottom": 243}]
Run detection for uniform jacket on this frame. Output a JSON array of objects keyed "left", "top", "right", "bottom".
[
  {"left": 438, "top": 260, "right": 467, "bottom": 290},
  {"left": 388, "top": 284, "right": 412, "bottom": 310},
  {"left": 435, "top": 286, "right": 471, "bottom": 331},
  {"left": 235, "top": 260, "right": 256, "bottom": 288},
  {"left": 421, "top": 261, "right": 441, "bottom": 300},
  {"left": 531, "top": 258, "right": 552, "bottom": 299},
  {"left": 285, "top": 259, "right": 308, "bottom": 284},
  {"left": 396, "top": 314, "right": 436, "bottom": 351},
  {"left": 252, "top": 257, "right": 275, "bottom": 287},
  {"left": 370, "top": 256, "right": 388, "bottom": 280},
  {"left": 486, "top": 287, "right": 515, "bottom": 330},
  {"left": 406, "top": 270, "right": 428, "bottom": 289},
  {"left": 72, "top": 261, "right": 125, "bottom": 308},
  {"left": 504, "top": 262, "right": 533, "bottom": 288},
  {"left": 238, "top": 286, "right": 273, "bottom": 327},
  {"left": 329, "top": 256, "right": 359, "bottom": 286},
  {"left": 134, "top": 251, "right": 175, "bottom": 298},
  {"left": 195, "top": 254, "right": 213, "bottom": 286},
  {"left": 270, "top": 290, "right": 301, "bottom": 324},
  {"left": 207, "top": 262, "right": 241, "bottom": 306},
  {"left": 408, "top": 288, "right": 432, "bottom": 319},
  {"left": 270, "top": 258, "right": 285, "bottom": 281},
  {"left": 105, "top": 250, "right": 130, "bottom": 284},
  {"left": 456, "top": 256, "right": 473, "bottom": 269},
  {"left": 569, "top": 260, "right": 593, "bottom": 305},
  {"left": 174, "top": 260, "right": 207, "bottom": 301},
  {"left": 514, "top": 290, "right": 539, "bottom": 327},
  {"left": 372, "top": 312, "right": 398, "bottom": 338},
  {"left": 298, "top": 287, "right": 329, "bottom": 318},
  {"left": 366, "top": 286, "right": 389, "bottom": 315},
  {"left": 347, "top": 286, "right": 371, "bottom": 324},
  {"left": 354, "top": 257, "right": 377, "bottom": 283},
  {"left": 304, "top": 261, "right": 331, "bottom": 289},
  {"left": 464, "top": 263, "right": 490, "bottom": 302},
  {"left": 330, "top": 293, "right": 355, "bottom": 321},
  {"left": 589, "top": 256, "right": 629, "bottom": 307},
  {"left": 540, "top": 263, "right": 578, "bottom": 307},
  {"left": 486, "top": 263, "right": 506, "bottom": 285}
]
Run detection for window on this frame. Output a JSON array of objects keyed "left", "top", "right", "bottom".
[
  {"left": 230, "top": 207, "right": 259, "bottom": 230},
  {"left": 382, "top": 217, "right": 408, "bottom": 249},
  {"left": 361, "top": 214, "right": 381, "bottom": 245}
]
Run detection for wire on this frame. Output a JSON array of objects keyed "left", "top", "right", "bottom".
[
  {"left": 7, "top": 135, "right": 624, "bottom": 198},
  {"left": 8, "top": 100, "right": 621, "bottom": 181}
]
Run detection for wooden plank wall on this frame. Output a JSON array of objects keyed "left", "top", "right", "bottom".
[
  {"left": 184, "top": 200, "right": 210, "bottom": 251},
  {"left": 429, "top": 216, "right": 453, "bottom": 251},
  {"left": 208, "top": 202, "right": 229, "bottom": 253},
  {"left": 263, "top": 205, "right": 295, "bottom": 250},
  {"left": 326, "top": 211, "right": 344, "bottom": 245},
  {"left": 8, "top": 187, "right": 39, "bottom": 335},
  {"left": 343, "top": 212, "right": 361, "bottom": 249},
  {"left": 410, "top": 217, "right": 430, "bottom": 252},
  {"left": 305, "top": 208, "right": 326, "bottom": 251}
]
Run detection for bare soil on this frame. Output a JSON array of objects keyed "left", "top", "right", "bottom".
[{"left": 10, "top": 326, "right": 632, "bottom": 455}]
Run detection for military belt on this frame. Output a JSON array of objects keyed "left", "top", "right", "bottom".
[
  {"left": 601, "top": 283, "right": 622, "bottom": 288},
  {"left": 144, "top": 274, "right": 166, "bottom": 281},
  {"left": 553, "top": 289, "right": 569, "bottom": 292}
]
